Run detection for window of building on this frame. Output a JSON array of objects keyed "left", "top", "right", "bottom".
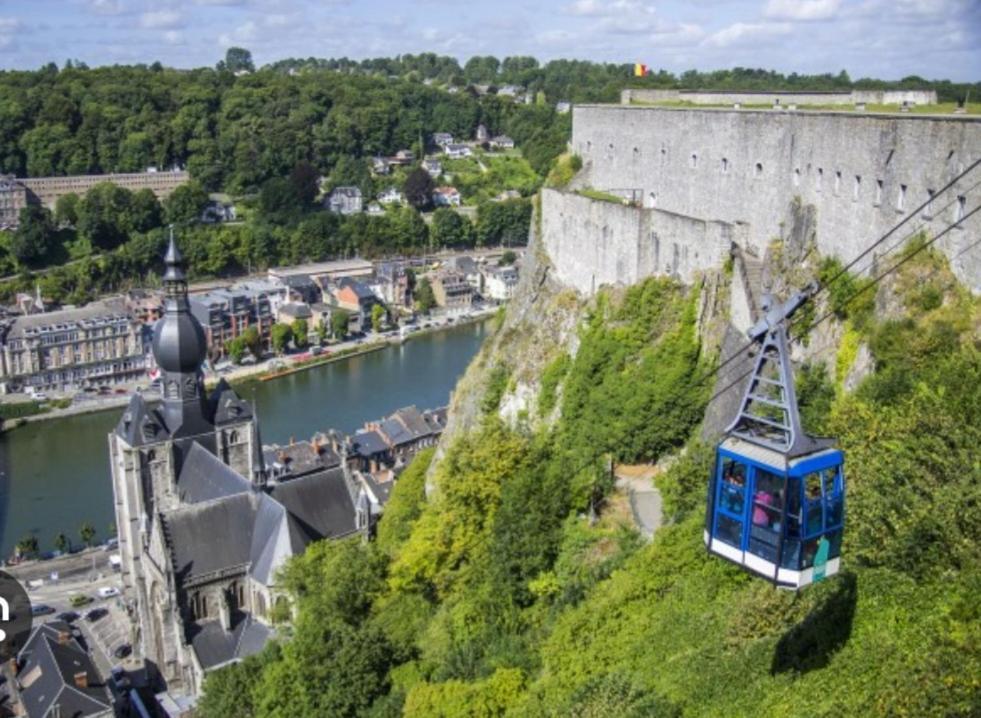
[
  {"left": 754, "top": 162, "right": 763, "bottom": 178},
  {"left": 853, "top": 176, "right": 861, "bottom": 202},
  {"left": 955, "top": 195, "right": 966, "bottom": 224},
  {"left": 793, "top": 168, "right": 800, "bottom": 187},
  {"left": 874, "top": 179, "right": 883, "bottom": 206},
  {"left": 690, "top": 153, "right": 698, "bottom": 169},
  {"left": 834, "top": 170, "right": 842, "bottom": 195},
  {"left": 722, "top": 157, "right": 729, "bottom": 174},
  {"left": 816, "top": 168, "right": 823, "bottom": 191},
  {"left": 897, "top": 184, "right": 907, "bottom": 212},
  {"left": 924, "top": 188, "right": 935, "bottom": 218}
]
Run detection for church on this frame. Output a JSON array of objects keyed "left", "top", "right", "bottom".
[{"left": 109, "top": 236, "right": 370, "bottom": 696}]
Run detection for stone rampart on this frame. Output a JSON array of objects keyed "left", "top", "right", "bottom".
[
  {"left": 570, "top": 105, "right": 981, "bottom": 290},
  {"left": 541, "top": 188, "right": 734, "bottom": 294},
  {"left": 621, "top": 89, "right": 938, "bottom": 106}
]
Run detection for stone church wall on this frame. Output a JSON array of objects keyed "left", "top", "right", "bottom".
[{"left": 569, "top": 105, "right": 981, "bottom": 291}]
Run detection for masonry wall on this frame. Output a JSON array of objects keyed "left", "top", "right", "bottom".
[
  {"left": 541, "top": 188, "right": 733, "bottom": 294},
  {"left": 621, "top": 89, "right": 938, "bottom": 106},
  {"left": 571, "top": 105, "right": 981, "bottom": 290}
]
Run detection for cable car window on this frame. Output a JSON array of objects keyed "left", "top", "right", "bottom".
[
  {"left": 752, "top": 468, "right": 784, "bottom": 529},
  {"left": 719, "top": 458, "right": 747, "bottom": 514},
  {"left": 716, "top": 514, "right": 742, "bottom": 548},
  {"left": 804, "top": 472, "right": 824, "bottom": 535}
]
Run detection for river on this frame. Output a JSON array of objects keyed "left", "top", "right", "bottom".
[{"left": 0, "top": 320, "right": 489, "bottom": 559}]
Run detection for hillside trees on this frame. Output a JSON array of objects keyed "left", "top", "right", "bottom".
[{"left": 10, "top": 205, "right": 58, "bottom": 265}]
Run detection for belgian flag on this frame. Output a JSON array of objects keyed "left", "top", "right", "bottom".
[{"left": 633, "top": 63, "right": 648, "bottom": 77}]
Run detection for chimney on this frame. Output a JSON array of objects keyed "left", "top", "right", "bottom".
[{"left": 73, "top": 671, "right": 88, "bottom": 689}]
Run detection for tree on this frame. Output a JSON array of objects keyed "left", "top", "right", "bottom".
[
  {"left": 499, "top": 249, "right": 517, "bottom": 265},
  {"left": 226, "top": 336, "right": 246, "bottom": 364},
  {"left": 54, "top": 533, "right": 71, "bottom": 554},
  {"left": 270, "top": 323, "right": 294, "bottom": 355},
  {"left": 415, "top": 277, "right": 436, "bottom": 313},
  {"left": 11, "top": 205, "right": 58, "bottom": 266},
  {"left": 54, "top": 192, "right": 80, "bottom": 227},
  {"left": 331, "top": 309, "right": 349, "bottom": 340},
  {"left": 79, "top": 521, "right": 96, "bottom": 547},
  {"left": 77, "top": 182, "right": 133, "bottom": 250},
  {"left": 403, "top": 168, "right": 435, "bottom": 210},
  {"left": 240, "top": 326, "right": 263, "bottom": 359},
  {"left": 16, "top": 534, "right": 39, "bottom": 559},
  {"left": 316, "top": 320, "right": 328, "bottom": 345},
  {"left": 371, "top": 303, "right": 386, "bottom": 333},
  {"left": 129, "top": 189, "right": 163, "bottom": 232},
  {"left": 223, "top": 47, "right": 255, "bottom": 74},
  {"left": 163, "top": 180, "right": 209, "bottom": 225},
  {"left": 292, "top": 318, "right": 309, "bottom": 349},
  {"left": 289, "top": 161, "right": 320, "bottom": 207},
  {"left": 430, "top": 207, "right": 474, "bottom": 249}
]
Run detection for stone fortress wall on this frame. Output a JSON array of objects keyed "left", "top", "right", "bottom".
[
  {"left": 542, "top": 105, "right": 980, "bottom": 294},
  {"left": 621, "top": 88, "right": 939, "bottom": 106}
]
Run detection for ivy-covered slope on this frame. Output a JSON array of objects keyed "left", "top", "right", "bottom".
[{"left": 198, "top": 238, "right": 979, "bottom": 718}]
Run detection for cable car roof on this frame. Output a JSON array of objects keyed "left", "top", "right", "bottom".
[{"left": 719, "top": 436, "right": 841, "bottom": 473}]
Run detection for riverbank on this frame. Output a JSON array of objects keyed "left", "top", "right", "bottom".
[{"left": 0, "top": 307, "right": 498, "bottom": 433}]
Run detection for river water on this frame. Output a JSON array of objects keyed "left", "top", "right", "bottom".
[{"left": 0, "top": 321, "right": 489, "bottom": 558}]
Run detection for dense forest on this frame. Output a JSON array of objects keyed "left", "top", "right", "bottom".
[{"left": 197, "top": 232, "right": 979, "bottom": 717}]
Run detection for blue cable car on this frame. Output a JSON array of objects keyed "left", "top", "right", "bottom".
[{"left": 705, "top": 285, "right": 845, "bottom": 589}]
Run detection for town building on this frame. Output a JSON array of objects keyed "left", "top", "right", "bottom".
[
  {"left": 373, "top": 261, "right": 413, "bottom": 308},
  {"left": 366, "top": 201, "right": 385, "bottom": 216},
  {"left": 326, "top": 186, "right": 363, "bottom": 215},
  {"left": 489, "top": 135, "right": 515, "bottom": 150},
  {"left": 378, "top": 187, "right": 404, "bottom": 205},
  {"left": 447, "top": 256, "right": 483, "bottom": 292},
  {"left": 371, "top": 156, "right": 391, "bottom": 175},
  {"left": 16, "top": 621, "right": 113, "bottom": 718},
  {"left": 276, "top": 274, "right": 320, "bottom": 305},
  {"left": 268, "top": 258, "right": 374, "bottom": 284},
  {"left": 422, "top": 158, "right": 443, "bottom": 178},
  {"left": 0, "top": 170, "right": 189, "bottom": 226},
  {"left": 476, "top": 124, "right": 489, "bottom": 142},
  {"left": 275, "top": 301, "right": 312, "bottom": 326},
  {"left": 432, "top": 186, "right": 462, "bottom": 207},
  {"left": 431, "top": 270, "right": 474, "bottom": 309},
  {"left": 443, "top": 144, "right": 472, "bottom": 159},
  {"left": 347, "top": 405, "right": 447, "bottom": 473},
  {"left": 109, "top": 238, "right": 373, "bottom": 697},
  {"left": 497, "top": 84, "right": 524, "bottom": 97},
  {"left": 201, "top": 199, "right": 236, "bottom": 224},
  {"left": 556, "top": 101, "right": 572, "bottom": 114},
  {"left": 482, "top": 264, "right": 520, "bottom": 301},
  {"left": 390, "top": 149, "right": 415, "bottom": 166},
  {"left": 189, "top": 287, "right": 273, "bottom": 360},
  {"left": 323, "top": 276, "right": 382, "bottom": 329},
  {"left": 432, "top": 132, "right": 454, "bottom": 148},
  {"left": 0, "top": 297, "right": 148, "bottom": 394}
]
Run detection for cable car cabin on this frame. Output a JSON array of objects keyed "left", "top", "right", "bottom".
[
  {"left": 705, "top": 438, "right": 844, "bottom": 589},
  {"left": 705, "top": 284, "right": 845, "bottom": 589}
]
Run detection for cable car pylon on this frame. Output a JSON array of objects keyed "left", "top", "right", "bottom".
[{"left": 705, "top": 282, "right": 845, "bottom": 589}]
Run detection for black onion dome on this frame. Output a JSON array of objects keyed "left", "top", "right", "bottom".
[{"left": 152, "top": 311, "right": 207, "bottom": 374}]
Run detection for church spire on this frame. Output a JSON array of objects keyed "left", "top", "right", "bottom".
[{"left": 151, "top": 230, "right": 210, "bottom": 436}]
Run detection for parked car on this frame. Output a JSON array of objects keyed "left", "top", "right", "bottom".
[
  {"left": 97, "top": 586, "right": 120, "bottom": 599},
  {"left": 57, "top": 611, "right": 80, "bottom": 623},
  {"left": 69, "top": 595, "right": 93, "bottom": 607},
  {"left": 113, "top": 644, "right": 132, "bottom": 659},
  {"left": 102, "top": 537, "right": 119, "bottom": 551},
  {"left": 31, "top": 604, "right": 56, "bottom": 617},
  {"left": 85, "top": 608, "right": 108, "bottom": 622}
]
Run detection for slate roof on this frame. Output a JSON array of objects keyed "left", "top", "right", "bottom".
[
  {"left": 249, "top": 493, "right": 310, "bottom": 585},
  {"left": 350, "top": 429, "right": 390, "bottom": 458},
  {"left": 115, "top": 393, "right": 169, "bottom": 446},
  {"left": 178, "top": 442, "right": 251, "bottom": 504},
  {"left": 209, "top": 379, "right": 254, "bottom": 425},
  {"left": 269, "top": 468, "right": 359, "bottom": 542},
  {"left": 187, "top": 615, "right": 272, "bottom": 670},
  {"left": 263, "top": 440, "right": 341, "bottom": 478},
  {"left": 337, "top": 276, "right": 376, "bottom": 300},
  {"left": 18, "top": 622, "right": 112, "bottom": 718},
  {"left": 162, "top": 493, "right": 256, "bottom": 583}
]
